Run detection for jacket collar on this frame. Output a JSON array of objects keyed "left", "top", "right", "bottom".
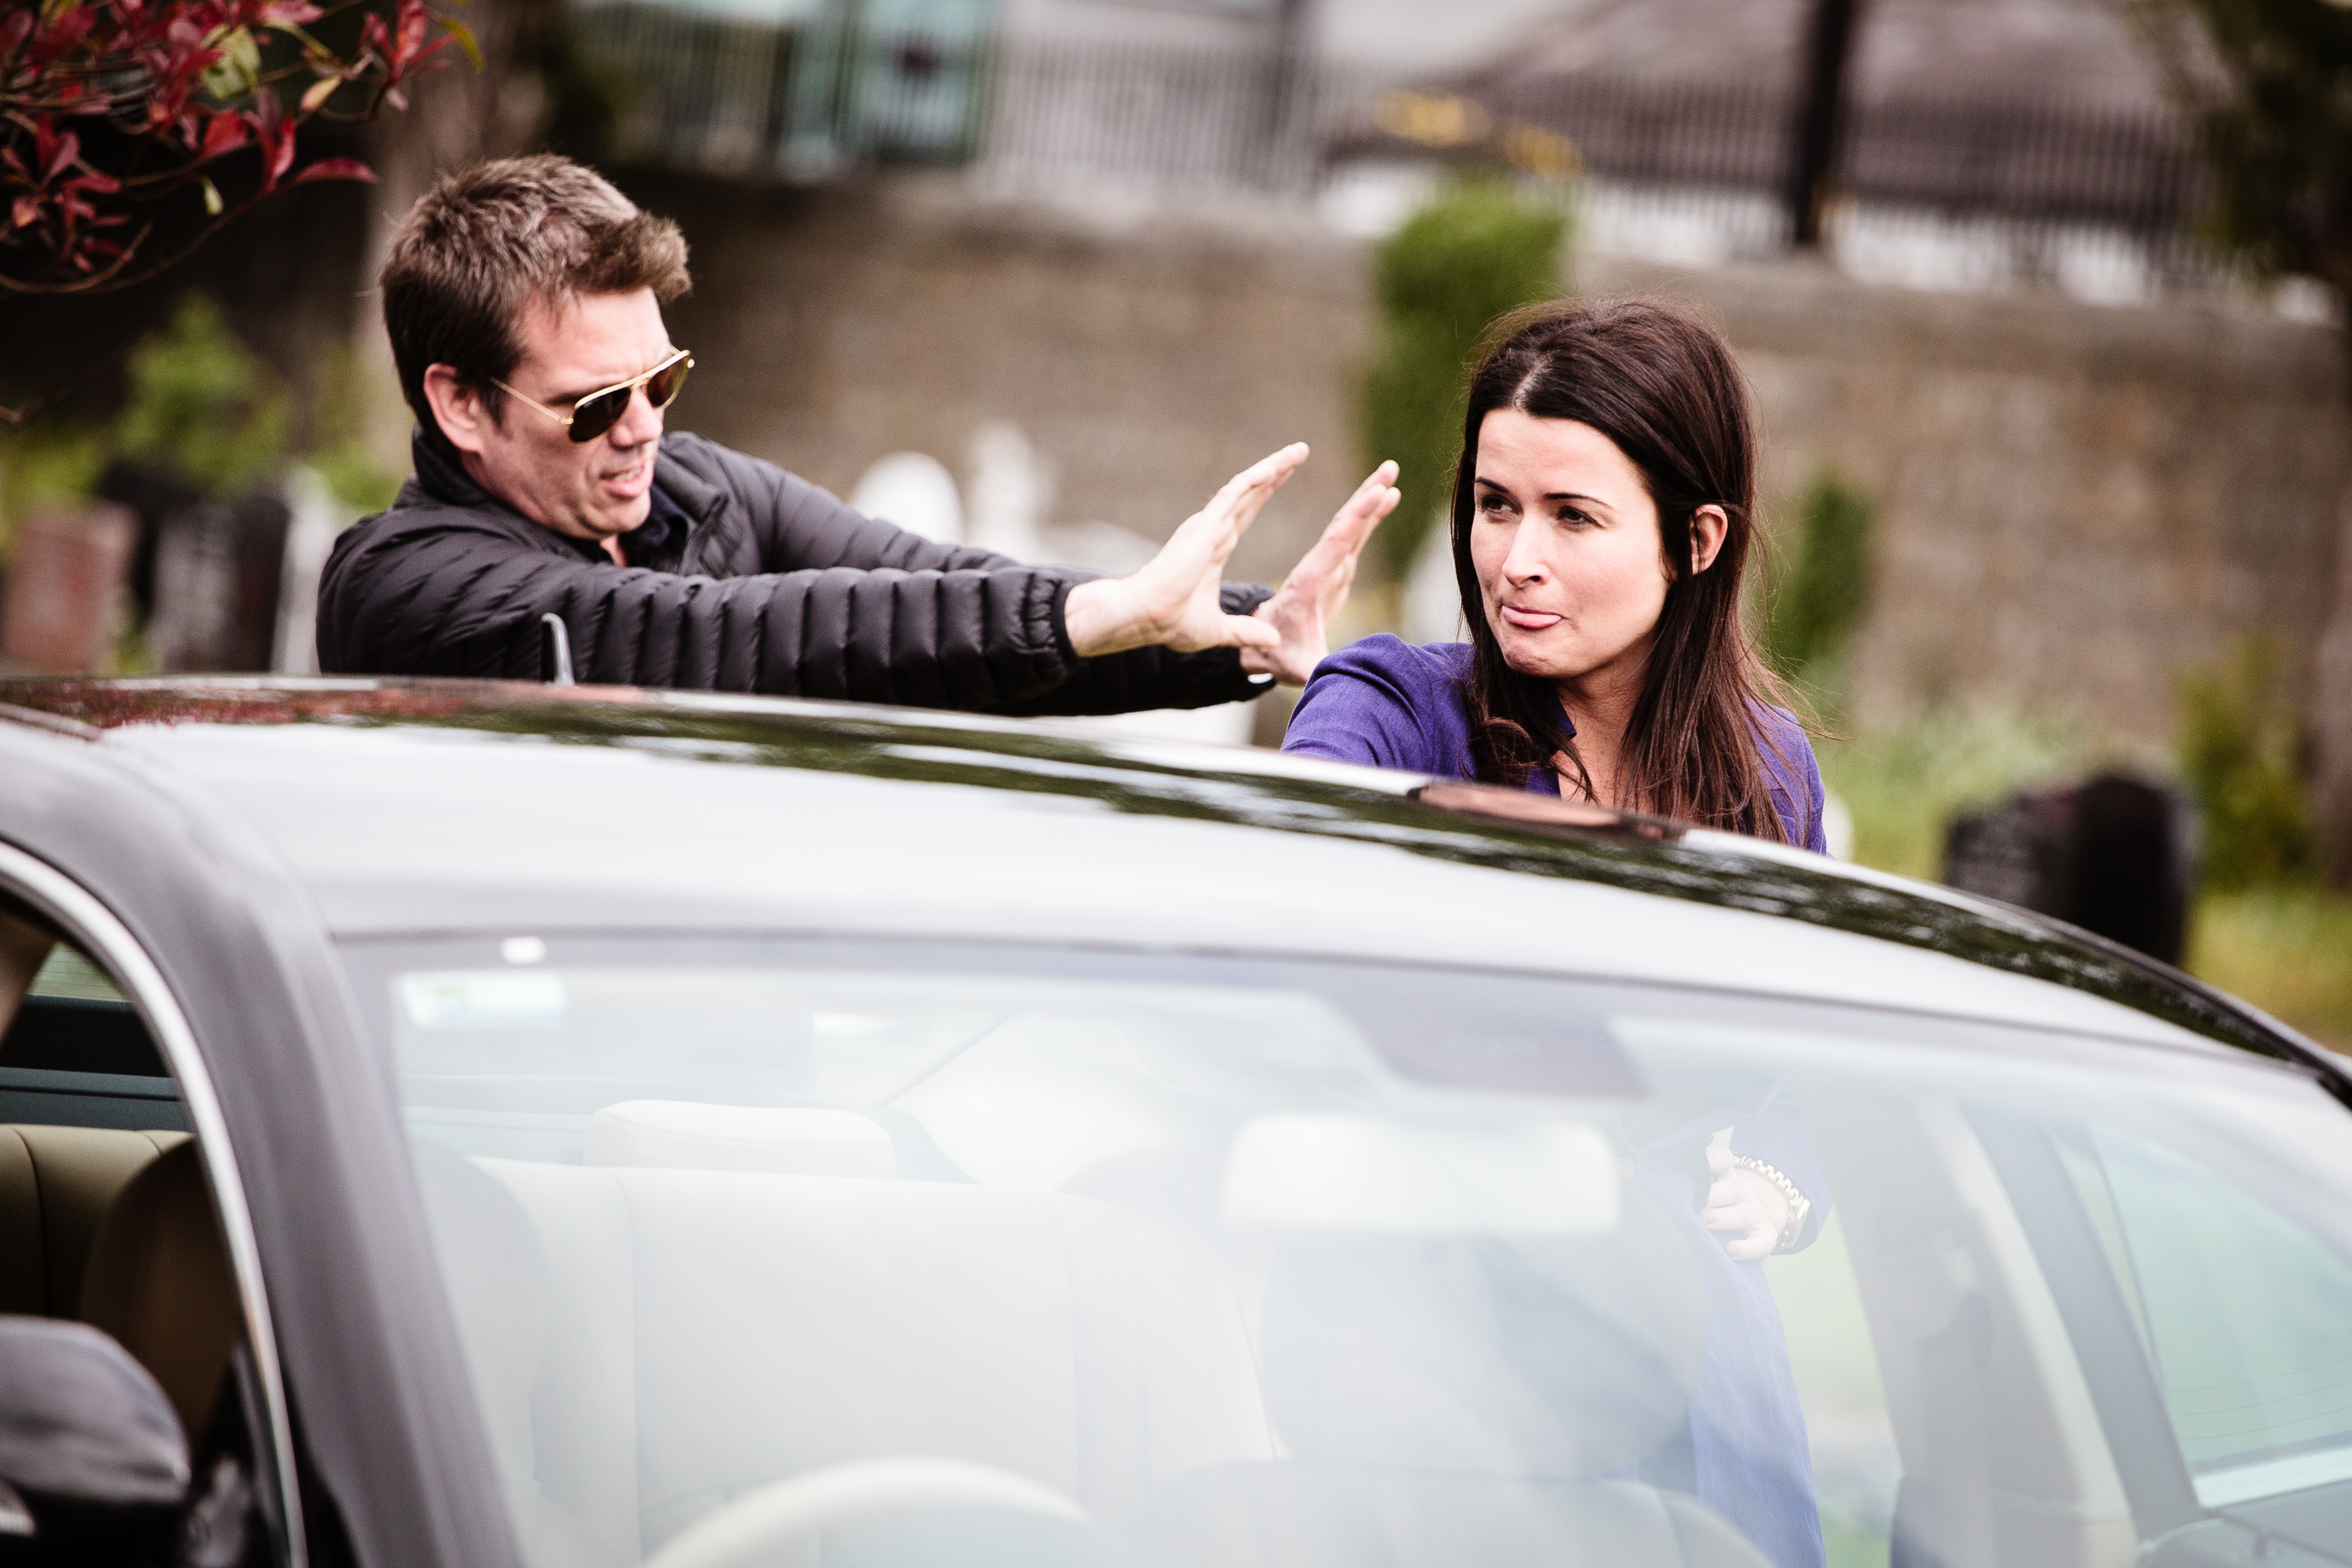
[
  {"left": 407, "top": 423, "right": 725, "bottom": 530},
  {"left": 411, "top": 423, "right": 497, "bottom": 510}
]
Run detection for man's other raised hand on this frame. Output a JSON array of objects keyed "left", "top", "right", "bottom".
[{"left": 1061, "top": 445, "right": 1401, "bottom": 685}]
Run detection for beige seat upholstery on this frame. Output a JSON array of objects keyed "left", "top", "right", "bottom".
[
  {"left": 415, "top": 1137, "right": 1273, "bottom": 1568},
  {"left": 80, "top": 1138, "right": 243, "bottom": 1445},
  {"left": 0, "top": 1125, "right": 188, "bottom": 1319}
]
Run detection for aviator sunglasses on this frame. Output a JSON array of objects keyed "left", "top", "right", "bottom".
[{"left": 493, "top": 346, "right": 695, "bottom": 444}]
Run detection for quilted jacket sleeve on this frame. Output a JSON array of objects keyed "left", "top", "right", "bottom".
[
  {"left": 319, "top": 511, "right": 1084, "bottom": 710},
  {"left": 695, "top": 440, "right": 1276, "bottom": 714},
  {"left": 317, "top": 441, "right": 1273, "bottom": 714}
]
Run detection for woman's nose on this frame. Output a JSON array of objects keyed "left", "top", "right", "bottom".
[{"left": 1502, "top": 520, "right": 1550, "bottom": 583}]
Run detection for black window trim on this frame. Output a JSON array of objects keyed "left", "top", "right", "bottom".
[{"left": 0, "top": 840, "right": 306, "bottom": 1568}]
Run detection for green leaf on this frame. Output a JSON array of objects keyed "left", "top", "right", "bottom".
[
  {"left": 442, "top": 16, "right": 485, "bottom": 72},
  {"left": 200, "top": 27, "right": 264, "bottom": 103}
]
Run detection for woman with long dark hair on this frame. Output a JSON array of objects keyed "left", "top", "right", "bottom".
[
  {"left": 1286, "top": 298, "right": 1833, "bottom": 1568},
  {"left": 1285, "top": 297, "right": 1824, "bottom": 850}
]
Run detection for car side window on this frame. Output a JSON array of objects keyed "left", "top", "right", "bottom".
[
  {"left": 0, "top": 901, "right": 275, "bottom": 1562},
  {"left": 2063, "top": 1121, "right": 2352, "bottom": 1507},
  {"left": 0, "top": 942, "right": 184, "bottom": 1132}
]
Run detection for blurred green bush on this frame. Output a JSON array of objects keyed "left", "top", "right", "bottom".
[
  {"left": 0, "top": 423, "right": 107, "bottom": 556},
  {"left": 116, "top": 294, "right": 289, "bottom": 498},
  {"left": 1355, "top": 179, "right": 1568, "bottom": 581},
  {"left": 2177, "top": 640, "right": 2315, "bottom": 891},
  {"left": 305, "top": 344, "right": 403, "bottom": 515},
  {"left": 0, "top": 292, "right": 402, "bottom": 563},
  {"left": 1816, "top": 703, "right": 2098, "bottom": 880},
  {"left": 1764, "top": 468, "right": 1876, "bottom": 692},
  {"left": 2189, "top": 886, "right": 2352, "bottom": 1051}
]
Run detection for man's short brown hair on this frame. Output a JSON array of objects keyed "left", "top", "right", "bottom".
[{"left": 380, "top": 154, "right": 692, "bottom": 434}]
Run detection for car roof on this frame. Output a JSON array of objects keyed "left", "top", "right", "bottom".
[{"left": 0, "top": 676, "right": 2301, "bottom": 1061}]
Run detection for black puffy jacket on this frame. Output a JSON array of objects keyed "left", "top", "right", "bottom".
[{"left": 316, "top": 430, "right": 1275, "bottom": 715}]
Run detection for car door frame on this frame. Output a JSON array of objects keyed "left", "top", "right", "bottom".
[
  {"left": 0, "top": 717, "right": 524, "bottom": 1568},
  {"left": 0, "top": 838, "right": 305, "bottom": 1565}
]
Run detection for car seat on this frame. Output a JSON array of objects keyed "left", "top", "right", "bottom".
[
  {"left": 0, "top": 1125, "right": 188, "bottom": 1319},
  {"left": 1134, "top": 1188, "right": 1776, "bottom": 1568},
  {"left": 79, "top": 1138, "right": 243, "bottom": 1446},
  {"left": 414, "top": 1118, "right": 1276, "bottom": 1568}
]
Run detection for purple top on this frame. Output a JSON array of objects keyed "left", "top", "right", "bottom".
[{"left": 1283, "top": 635, "right": 1828, "bottom": 854}]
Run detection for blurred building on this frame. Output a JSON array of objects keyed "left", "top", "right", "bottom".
[{"left": 1472, "top": 0, "right": 2173, "bottom": 106}]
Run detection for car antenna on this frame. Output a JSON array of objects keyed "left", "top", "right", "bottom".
[{"left": 540, "top": 614, "right": 575, "bottom": 687}]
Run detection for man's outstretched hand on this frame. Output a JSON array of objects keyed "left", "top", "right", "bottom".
[
  {"left": 1060, "top": 445, "right": 1400, "bottom": 687},
  {"left": 1242, "top": 458, "right": 1400, "bottom": 686},
  {"left": 1062, "top": 444, "right": 1308, "bottom": 662}
]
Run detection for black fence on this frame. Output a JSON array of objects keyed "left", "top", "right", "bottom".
[{"left": 575, "top": 9, "right": 2215, "bottom": 265}]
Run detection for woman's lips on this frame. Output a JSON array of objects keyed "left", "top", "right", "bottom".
[{"left": 1498, "top": 605, "right": 1563, "bottom": 631}]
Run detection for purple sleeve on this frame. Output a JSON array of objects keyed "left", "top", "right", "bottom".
[
  {"left": 1755, "top": 707, "right": 1828, "bottom": 853},
  {"left": 1281, "top": 635, "right": 1446, "bottom": 773},
  {"left": 1805, "top": 753, "right": 1828, "bottom": 854},
  {"left": 1732, "top": 1081, "right": 1833, "bottom": 1251}
]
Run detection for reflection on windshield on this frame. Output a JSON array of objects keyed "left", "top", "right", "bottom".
[{"left": 345, "top": 939, "right": 2352, "bottom": 1568}]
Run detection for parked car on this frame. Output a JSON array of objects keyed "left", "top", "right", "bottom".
[{"left": 1, "top": 677, "right": 2347, "bottom": 1568}]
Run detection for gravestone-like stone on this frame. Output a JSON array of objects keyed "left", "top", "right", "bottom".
[
  {"left": 0, "top": 505, "right": 138, "bottom": 675},
  {"left": 149, "top": 487, "right": 292, "bottom": 673},
  {"left": 1944, "top": 773, "right": 2194, "bottom": 965}
]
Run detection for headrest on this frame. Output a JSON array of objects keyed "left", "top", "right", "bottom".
[
  {"left": 79, "top": 1140, "right": 240, "bottom": 1445},
  {"left": 0, "top": 1126, "right": 186, "bottom": 1319},
  {"left": 1257, "top": 1188, "right": 1704, "bottom": 1480},
  {"left": 408, "top": 1140, "right": 550, "bottom": 1486},
  {"left": 586, "top": 1102, "right": 895, "bottom": 1178}
]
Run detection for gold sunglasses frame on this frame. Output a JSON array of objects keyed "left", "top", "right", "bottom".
[{"left": 492, "top": 347, "right": 696, "bottom": 442}]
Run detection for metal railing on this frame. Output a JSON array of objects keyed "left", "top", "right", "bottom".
[{"left": 574, "top": 9, "right": 2217, "bottom": 270}]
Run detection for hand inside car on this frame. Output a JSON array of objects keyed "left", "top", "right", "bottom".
[
  {"left": 1061, "top": 445, "right": 1400, "bottom": 682},
  {"left": 1700, "top": 1140, "right": 1794, "bottom": 1262}
]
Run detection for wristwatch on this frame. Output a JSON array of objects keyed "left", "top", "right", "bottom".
[{"left": 1732, "top": 1154, "right": 1812, "bottom": 1254}]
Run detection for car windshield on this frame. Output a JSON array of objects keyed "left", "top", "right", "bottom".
[{"left": 344, "top": 936, "right": 2352, "bottom": 1568}]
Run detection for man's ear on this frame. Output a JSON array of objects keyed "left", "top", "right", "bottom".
[
  {"left": 1688, "top": 504, "right": 1730, "bottom": 575},
  {"left": 422, "top": 364, "right": 493, "bottom": 456}
]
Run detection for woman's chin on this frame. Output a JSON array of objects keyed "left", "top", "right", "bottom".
[{"left": 1496, "top": 636, "right": 1587, "bottom": 683}]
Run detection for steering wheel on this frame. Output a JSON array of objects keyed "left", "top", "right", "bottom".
[{"left": 641, "top": 1456, "right": 1089, "bottom": 1568}]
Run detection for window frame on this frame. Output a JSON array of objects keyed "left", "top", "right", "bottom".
[{"left": 0, "top": 839, "right": 305, "bottom": 1568}]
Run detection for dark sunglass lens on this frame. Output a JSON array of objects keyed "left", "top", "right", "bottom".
[
  {"left": 646, "top": 356, "right": 692, "bottom": 410},
  {"left": 568, "top": 387, "right": 628, "bottom": 444}
]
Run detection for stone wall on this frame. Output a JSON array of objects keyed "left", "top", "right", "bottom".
[
  {"left": 626, "top": 170, "right": 1375, "bottom": 593},
  {"left": 519, "top": 169, "right": 2352, "bottom": 779},
  {"left": 1577, "top": 253, "right": 2352, "bottom": 741}
]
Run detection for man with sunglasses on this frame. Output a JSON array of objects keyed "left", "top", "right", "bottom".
[{"left": 318, "top": 155, "right": 1400, "bottom": 715}]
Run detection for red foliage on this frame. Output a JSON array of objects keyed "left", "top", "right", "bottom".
[{"left": 0, "top": 0, "right": 466, "bottom": 293}]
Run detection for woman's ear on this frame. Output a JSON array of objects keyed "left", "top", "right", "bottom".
[{"left": 1688, "top": 505, "right": 1730, "bottom": 575}]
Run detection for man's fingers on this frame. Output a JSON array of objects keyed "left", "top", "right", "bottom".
[
  {"left": 1348, "top": 461, "right": 1401, "bottom": 514},
  {"left": 1278, "top": 477, "right": 1400, "bottom": 597},
  {"left": 1207, "top": 443, "right": 1309, "bottom": 515},
  {"left": 1202, "top": 443, "right": 1310, "bottom": 535},
  {"left": 1208, "top": 613, "right": 1282, "bottom": 652}
]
